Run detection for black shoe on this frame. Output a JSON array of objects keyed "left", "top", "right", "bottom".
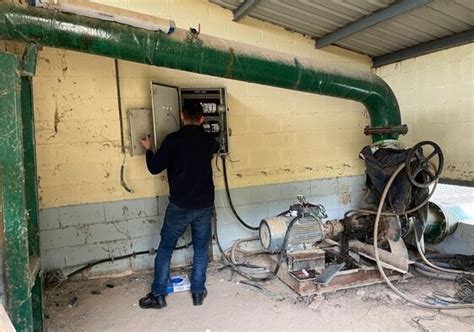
[
  {"left": 139, "top": 293, "right": 167, "bottom": 309},
  {"left": 192, "top": 290, "right": 208, "bottom": 306}
]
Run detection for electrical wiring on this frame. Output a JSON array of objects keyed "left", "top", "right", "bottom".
[
  {"left": 214, "top": 215, "right": 301, "bottom": 282},
  {"left": 66, "top": 241, "right": 192, "bottom": 279},
  {"left": 221, "top": 155, "right": 259, "bottom": 231},
  {"left": 229, "top": 237, "right": 271, "bottom": 275},
  {"left": 415, "top": 234, "right": 474, "bottom": 276},
  {"left": 412, "top": 262, "right": 458, "bottom": 281},
  {"left": 115, "top": 59, "right": 134, "bottom": 193}
]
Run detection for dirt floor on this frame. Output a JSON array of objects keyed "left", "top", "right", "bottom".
[{"left": 44, "top": 263, "right": 474, "bottom": 332}]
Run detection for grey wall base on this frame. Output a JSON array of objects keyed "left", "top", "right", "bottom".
[{"left": 39, "top": 175, "right": 366, "bottom": 276}]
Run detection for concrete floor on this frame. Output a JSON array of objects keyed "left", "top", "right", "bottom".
[{"left": 44, "top": 265, "right": 473, "bottom": 332}]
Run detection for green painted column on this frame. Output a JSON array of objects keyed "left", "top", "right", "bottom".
[
  {"left": 22, "top": 84, "right": 43, "bottom": 332},
  {"left": 20, "top": 43, "right": 44, "bottom": 331},
  {"left": 31, "top": 274, "right": 43, "bottom": 332},
  {"left": 21, "top": 75, "right": 39, "bottom": 258},
  {"left": 0, "top": 51, "right": 33, "bottom": 331}
]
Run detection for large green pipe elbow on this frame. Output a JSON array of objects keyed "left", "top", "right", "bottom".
[{"left": 0, "top": 4, "right": 403, "bottom": 142}]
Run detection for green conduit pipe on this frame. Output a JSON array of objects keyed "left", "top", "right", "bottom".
[{"left": 0, "top": 3, "right": 404, "bottom": 142}]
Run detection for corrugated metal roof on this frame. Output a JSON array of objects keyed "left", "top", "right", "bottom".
[{"left": 209, "top": 0, "right": 474, "bottom": 57}]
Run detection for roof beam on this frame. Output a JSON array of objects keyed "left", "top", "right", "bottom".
[
  {"left": 373, "top": 28, "right": 474, "bottom": 67},
  {"left": 233, "top": 0, "right": 261, "bottom": 22},
  {"left": 315, "top": 0, "right": 430, "bottom": 49}
]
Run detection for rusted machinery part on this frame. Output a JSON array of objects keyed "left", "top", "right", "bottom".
[{"left": 372, "top": 163, "right": 474, "bottom": 309}]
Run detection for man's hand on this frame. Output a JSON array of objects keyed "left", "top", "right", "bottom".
[{"left": 140, "top": 135, "right": 152, "bottom": 150}]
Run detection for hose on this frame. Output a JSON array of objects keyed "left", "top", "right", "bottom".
[
  {"left": 372, "top": 163, "right": 474, "bottom": 309},
  {"left": 230, "top": 237, "right": 270, "bottom": 275},
  {"left": 415, "top": 234, "right": 474, "bottom": 276},
  {"left": 66, "top": 241, "right": 192, "bottom": 278},
  {"left": 215, "top": 215, "right": 301, "bottom": 282},
  {"left": 344, "top": 181, "right": 437, "bottom": 218},
  {"left": 412, "top": 262, "right": 458, "bottom": 281},
  {"left": 221, "top": 156, "right": 259, "bottom": 231},
  {"left": 413, "top": 254, "right": 473, "bottom": 262}
]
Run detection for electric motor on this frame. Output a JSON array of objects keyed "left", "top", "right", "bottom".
[
  {"left": 259, "top": 215, "right": 325, "bottom": 253},
  {"left": 259, "top": 198, "right": 345, "bottom": 253}
]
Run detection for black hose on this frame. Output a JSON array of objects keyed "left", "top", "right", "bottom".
[
  {"left": 221, "top": 156, "right": 259, "bottom": 231},
  {"left": 412, "top": 254, "right": 473, "bottom": 262},
  {"left": 277, "top": 210, "right": 290, "bottom": 216},
  {"left": 272, "top": 216, "right": 300, "bottom": 276},
  {"left": 412, "top": 262, "right": 458, "bottom": 281},
  {"left": 66, "top": 242, "right": 192, "bottom": 278}
]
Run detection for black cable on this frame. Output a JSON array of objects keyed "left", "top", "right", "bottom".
[
  {"left": 277, "top": 210, "right": 290, "bottom": 216},
  {"left": 221, "top": 156, "right": 259, "bottom": 231},
  {"left": 115, "top": 59, "right": 133, "bottom": 193},
  {"left": 412, "top": 262, "right": 458, "bottom": 281},
  {"left": 270, "top": 216, "right": 300, "bottom": 277},
  {"left": 66, "top": 242, "right": 192, "bottom": 279}
]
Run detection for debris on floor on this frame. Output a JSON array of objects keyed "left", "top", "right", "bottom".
[{"left": 44, "top": 265, "right": 474, "bottom": 332}]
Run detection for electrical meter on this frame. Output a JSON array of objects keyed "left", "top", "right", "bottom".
[{"left": 180, "top": 88, "right": 229, "bottom": 155}]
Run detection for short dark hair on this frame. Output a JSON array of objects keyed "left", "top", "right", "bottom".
[{"left": 182, "top": 103, "right": 204, "bottom": 122}]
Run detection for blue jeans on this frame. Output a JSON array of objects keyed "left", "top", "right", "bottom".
[{"left": 152, "top": 202, "right": 213, "bottom": 296}]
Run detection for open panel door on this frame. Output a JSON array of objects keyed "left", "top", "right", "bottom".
[{"left": 151, "top": 82, "right": 180, "bottom": 149}]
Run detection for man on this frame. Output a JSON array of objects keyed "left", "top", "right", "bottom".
[{"left": 139, "top": 103, "right": 218, "bottom": 309}]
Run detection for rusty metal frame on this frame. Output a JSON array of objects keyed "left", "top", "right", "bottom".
[{"left": 277, "top": 261, "right": 410, "bottom": 296}]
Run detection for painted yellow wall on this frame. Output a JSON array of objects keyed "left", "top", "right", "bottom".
[
  {"left": 376, "top": 43, "right": 473, "bottom": 181},
  {"left": 33, "top": 0, "right": 374, "bottom": 208}
]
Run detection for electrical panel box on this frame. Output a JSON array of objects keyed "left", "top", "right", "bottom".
[
  {"left": 151, "top": 83, "right": 181, "bottom": 150},
  {"left": 151, "top": 83, "right": 229, "bottom": 155},
  {"left": 127, "top": 109, "right": 154, "bottom": 156}
]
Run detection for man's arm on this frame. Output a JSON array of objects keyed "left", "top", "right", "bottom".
[{"left": 140, "top": 135, "right": 170, "bottom": 175}]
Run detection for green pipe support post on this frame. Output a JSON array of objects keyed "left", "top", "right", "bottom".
[
  {"left": 0, "top": 3, "right": 403, "bottom": 142},
  {"left": 21, "top": 43, "right": 44, "bottom": 332},
  {"left": 0, "top": 51, "right": 35, "bottom": 331}
]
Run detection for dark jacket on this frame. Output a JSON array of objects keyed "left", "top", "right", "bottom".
[{"left": 146, "top": 125, "right": 218, "bottom": 209}]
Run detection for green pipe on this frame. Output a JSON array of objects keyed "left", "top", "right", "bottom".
[{"left": 0, "top": 3, "right": 403, "bottom": 141}]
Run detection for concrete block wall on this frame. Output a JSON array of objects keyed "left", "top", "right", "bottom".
[
  {"left": 33, "top": 0, "right": 372, "bottom": 209},
  {"left": 376, "top": 43, "right": 474, "bottom": 181},
  {"left": 40, "top": 196, "right": 194, "bottom": 275},
  {"left": 32, "top": 0, "right": 374, "bottom": 275},
  {"left": 39, "top": 175, "right": 366, "bottom": 274}
]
